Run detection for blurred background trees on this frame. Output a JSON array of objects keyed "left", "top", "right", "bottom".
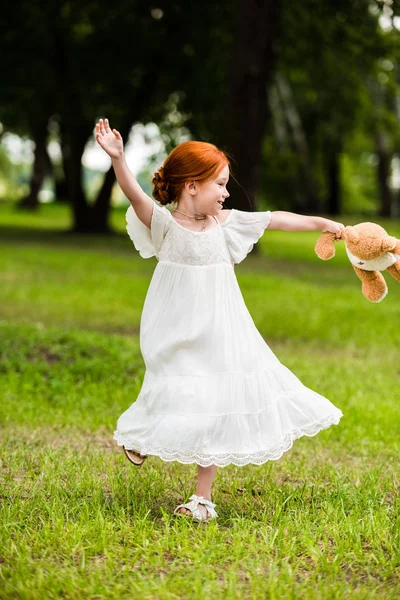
[{"left": 0, "top": 0, "right": 399, "bottom": 232}]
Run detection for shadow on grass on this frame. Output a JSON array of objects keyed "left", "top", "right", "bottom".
[{"left": 0, "top": 225, "right": 129, "bottom": 249}]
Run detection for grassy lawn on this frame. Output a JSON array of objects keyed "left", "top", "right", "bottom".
[{"left": 1, "top": 201, "right": 400, "bottom": 599}]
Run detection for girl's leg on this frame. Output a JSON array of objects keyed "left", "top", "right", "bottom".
[
  {"left": 195, "top": 464, "right": 217, "bottom": 500},
  {"left": 176, "top": 464, "right": 218, "bottom": 516}
]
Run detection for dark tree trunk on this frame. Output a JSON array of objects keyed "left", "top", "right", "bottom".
[
  {"left": 273, "top": 73, "right": 320, "bottom": 214},
  {"left": 394, "top": 189, "right": 400, "bottom": 218},
  {"left": 55, "top": 176, "right": 68, "bottom": 203},
  {"left": 91, "top": 167, "right": 115, "bottom": 233},
  {"left": 300, "top": 166, "right": 320, "bottom": 213},
  {"left": 52, "top": 11, "right": 93, "bottom": 232},
  {"left": 376, "top": 133, "right": 393, "bottom": 218},
  {"left": 325, "top": 148, "right": 341, "bottom": 216},
  {"left": 18, "top": 120, "right": 51, "bottom": 210},
  {"left": 219, "top": 0, "right": 282, "bottom": 215},
  {"left": 60, "top": 122, "right": 91, "bottom": 232}
]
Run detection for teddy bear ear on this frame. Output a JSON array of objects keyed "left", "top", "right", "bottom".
[
  {"left": 344, "top": 226, "right": 359, "bottom": 244},
  {"left": 381, "top": 236, "right": 398, "bottom": 253}
]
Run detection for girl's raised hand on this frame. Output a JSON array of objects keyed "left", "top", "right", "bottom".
[{"left": 95, "top": 118, "right": 124, "bottom": 159}]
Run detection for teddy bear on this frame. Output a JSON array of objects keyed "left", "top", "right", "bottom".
[{"left": 315, "top": 222, "right": 400, "bottom": 302}]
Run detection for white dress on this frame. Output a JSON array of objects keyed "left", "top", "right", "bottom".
[{"left": 113, "top": 201, "right": 343, "bottom": 467}]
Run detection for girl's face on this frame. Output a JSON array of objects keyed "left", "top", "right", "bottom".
[{"left": 193, "top": 164, "right": 230, "bottom": 215}]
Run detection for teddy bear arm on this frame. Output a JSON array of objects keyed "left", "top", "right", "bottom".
[
  {"left": 352, "top": 265, "right": 388, "bottom": 303},
  {"left": 386, "top": 262, "right": 400, "bottom": 282},
  {"left": 315, "top": 232, "right": 337, "bottom": 260}
]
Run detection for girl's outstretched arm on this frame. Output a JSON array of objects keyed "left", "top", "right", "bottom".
[
  {"left": 268, "top": 211, "right": 345, "bottom": 239},
  {"left": 95, "top": 118, "right": 154, "bottom": 228}
]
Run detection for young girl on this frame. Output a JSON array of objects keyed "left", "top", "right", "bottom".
[{"left": 95, "top": 118, "right": 344, "bottom": 523}]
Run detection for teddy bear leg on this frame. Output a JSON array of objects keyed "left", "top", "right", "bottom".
[
  {"left": 352, "top": 266, "right": 388, "bottom": 302},
  {"left": 386, "top": 262, "right": 400, "bottom": 283}
]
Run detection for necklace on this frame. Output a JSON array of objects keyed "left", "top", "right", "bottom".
[{"left": 174, "top": 209, "right": 208, "bottom": 232}]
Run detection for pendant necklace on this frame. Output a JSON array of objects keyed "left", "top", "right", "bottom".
[{"left": 174, "top": 209, "right": 208, "bottom": 232}]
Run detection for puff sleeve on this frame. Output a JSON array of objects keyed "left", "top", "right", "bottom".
[
  {"left": 221, "top": 208, "right": 272, "bottom": 264},
  {"left": 126, "top": 201, "right": 172, "bottom": 259}
]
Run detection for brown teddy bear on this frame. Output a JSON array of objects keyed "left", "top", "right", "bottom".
[{"left": 315, "top": 222, "right": 400, "bottom": 302}]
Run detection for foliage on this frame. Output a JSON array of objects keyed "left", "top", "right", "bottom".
[
  {"left": 261, "top": 0, "right": 400, "bottom": 215},
  {"left": 1, "top": 1, "right": 400, "bottom": 223}
]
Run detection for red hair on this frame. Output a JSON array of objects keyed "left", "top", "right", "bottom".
[{"left": 152, "top": 141, "right": 230, "bottom": 205}]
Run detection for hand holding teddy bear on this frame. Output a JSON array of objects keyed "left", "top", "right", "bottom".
[{"left": 315, "top": 222, "right": 400, "bottom": 302}]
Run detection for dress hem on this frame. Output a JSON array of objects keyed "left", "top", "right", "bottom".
[{"left": 113, "top": 411, "right": 343, "bottom": 468}]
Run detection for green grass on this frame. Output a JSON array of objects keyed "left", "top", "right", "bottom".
[{"left": 1, "top": 201, "right": 400, "bottom": 599}]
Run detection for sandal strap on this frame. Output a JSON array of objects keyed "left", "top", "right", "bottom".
[
  {"left": 189, "top": 494, "right": 218, "bottom": 519},
  {"left": 174, "top": 498, "right": 203, "bottom": 521},
  {"left": 174, "top": 494, "right": 218, "bottom": 521},
  {"left": 189, "top": 494, "right": 216, "bottom": 509}
]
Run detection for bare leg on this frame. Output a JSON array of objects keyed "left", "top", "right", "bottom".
[{"left": 176, "top": 464, "right": 218, "bottom": 516}]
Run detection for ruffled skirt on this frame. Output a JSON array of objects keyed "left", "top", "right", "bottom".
[{"left": 113, "top": 261, "right": 343, "bottom": 467}]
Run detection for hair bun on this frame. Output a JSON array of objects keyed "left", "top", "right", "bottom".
[{"left": 152, "top": 166, "right": 172, "bottom": 205}]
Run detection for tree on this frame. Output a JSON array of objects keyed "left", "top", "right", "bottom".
[
  {"left": 261, "top": 0, "right": 386, "bottom": 216},
  {"left": 0, "top": 3, "right": 56, "bottom": 209},
  {"left": 218, "top": 0, "right": 282, "bottom": 213}
]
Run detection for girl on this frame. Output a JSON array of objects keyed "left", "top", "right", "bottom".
[{"left": 95, "top": 118, "right": 344, "bottom": 523}]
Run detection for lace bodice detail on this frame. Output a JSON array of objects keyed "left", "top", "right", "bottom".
[
  {"left": 125, "top": 201, "right": 272, "bottom": 266},
  {"left": 159, "top": 220, "right": 232, "bottom": 266}
]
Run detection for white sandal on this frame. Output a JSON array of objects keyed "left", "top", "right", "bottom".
[{"left": 173, "top": 494, "right": 218, "bottom": 522}]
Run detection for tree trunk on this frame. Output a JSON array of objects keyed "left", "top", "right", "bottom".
[
  {"left": 393, "top": 185, "right": 400, "bottom": 218},
  {"left": 55, "top": 175, "right": 68, "bottom": 203},
  {"left": 18, "top": 120, "right": 51, "bottom": 210},
  {"left": 325, "top": 148, "right": 341, "bottom": 216},
  {"left": 219, "top": 0, "right": 282, "bottom": 215},
  {"left": 60, "top": 122, "right": 91, "bottom": 232},
  {"left": 51, "top": 11, "right": 92, "bottom": 232},
  {"left": 376, "top": 133, "right": 393, "bottom": 218},
  {"left": 274, "top": 73, "right": 319, "bottom": 213},
  {"left": 90, "top": 167, "right": 115, "bottom": 233}
]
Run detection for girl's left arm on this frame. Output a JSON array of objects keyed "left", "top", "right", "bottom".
[{"left": 268, "top": 211, "right": 345, "bottom": 239}]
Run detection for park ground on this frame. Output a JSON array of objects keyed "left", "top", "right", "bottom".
[{"left": 1, "top": 203, "right": 400, "bottom": 599}]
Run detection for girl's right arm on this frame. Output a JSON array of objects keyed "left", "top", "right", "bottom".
[{"left": 95, "top": 118, "right": 154, "bottom": 228}]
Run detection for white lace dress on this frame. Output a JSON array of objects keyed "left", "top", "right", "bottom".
[{"left": 113, "top": 201, "right": 343, "bottom": 467}]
